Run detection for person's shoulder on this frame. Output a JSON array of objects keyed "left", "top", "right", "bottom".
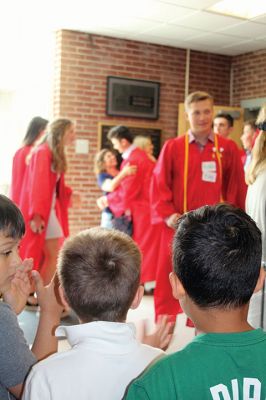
[
  {"left": 131, "top": 349, "right": 183, "bottom": 386},
  {"left": 14, "top": 145, "right": 31, "bottom": 158},
  {"left": 98, "top": 171, "right": 112, "bottom": 179},
  {"left": 31, "top": 346, "right": 72, "bottom": 375},
  {"left": 130, "top": 147, "right": 147, "bottom": 160},
  {"left": 157, "top": 136, "right": 184, "bottom": 159},
  {"left": 218, "top": 135, "right": 239, "bottom": 151},
  {"left": 31, "top": 142, "right": 51, "bottom": 161}
]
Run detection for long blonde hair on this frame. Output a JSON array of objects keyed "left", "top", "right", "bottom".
[
  {"left": 47, "top": 118, "right": 72, "bottom": 173},
  {"left": 26, "top": 118, "right": 72, "bottom": 173},
  {"left": 245, "top": 104, "right": 266, "bottom": 185}
]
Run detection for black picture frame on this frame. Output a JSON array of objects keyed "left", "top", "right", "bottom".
[
  {"left": 106, "top": 76, "right": 160, "bottom": 120},
  {"left": 98, "top": 122, "right": 161, "bottom": 159}
]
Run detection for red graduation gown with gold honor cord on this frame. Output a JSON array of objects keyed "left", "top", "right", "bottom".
[
  {"left": 10, "top": 145, "right": 32, "bottom": 208},
  {"left": 150, "top": 133, "right": 247, "bottom": 321},
  {"left": 107, "top": 147, "right": 159, "bottom": 283},
  {"left": 19, "top": 143, "right": 72, "bottom": 270}
]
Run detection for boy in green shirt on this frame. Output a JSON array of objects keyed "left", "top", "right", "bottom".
[{"left": 125, "top": 204, "right": 266, "bottom": 399}]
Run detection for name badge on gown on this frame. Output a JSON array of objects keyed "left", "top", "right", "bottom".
[{"left": 202, "top": 161, "right": 217, "bottom": 182}]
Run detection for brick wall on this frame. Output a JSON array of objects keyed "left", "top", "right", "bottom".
[
  {"left": 232, "top": 49, "right": 266, "bottom": 106},
  {"left": 189, "top": 50, "right": 232, "bottom": 104},
  {"left": 53, "top": 30, "right": 232, "bottom": 233}
]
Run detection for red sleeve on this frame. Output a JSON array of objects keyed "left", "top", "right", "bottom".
[
  {"left": 150, "top": 139, "right": 177, "bottom": 223},
  {"left": 28, "top": 147, "right": 55, "bottom": 220},
  {"left": 108, "top": 151, "right": 151, "bottom": 217},
  {"left": 10, "top": 147, "right": 30, "bottom": 206},
  {"left": 223, "top": 140, "right": 247, "bottom": 209}
]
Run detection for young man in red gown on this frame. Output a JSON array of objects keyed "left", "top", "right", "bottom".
[{"left": 151, "top": 91, "right": 247, "bottom": 322}]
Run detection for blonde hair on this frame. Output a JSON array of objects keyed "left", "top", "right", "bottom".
[
  {"left": 47, "top": 118, "right": 73, "bottom": 173},
  {"left": 27, "top": 118, "right": 72, "bottom": 172},
  {"left": 245, "top": 104, "right": 266, "bottom": 185},
  {"left": 94, "top": 148, "right": 114, "bottom": 175},
  {"left": 133, "top": 136, "right": 152, "bottom": 151},
  {"left": 185, "top": 91, "right": 213, "bottom": 112}
]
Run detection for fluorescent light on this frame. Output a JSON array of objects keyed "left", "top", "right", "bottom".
[{"left": 208, "top": 0, "right": 266, "bottom": 19}]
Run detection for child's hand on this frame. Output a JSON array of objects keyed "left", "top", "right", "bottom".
[
  {"left": 3, "top": 258, "right": 33, "bottom": 314},
  {"left": 32, "top": 271, "right": 63, "bottom": 318},
  {"left": 30, "top": 214, "right": 45, "bottom": 234},
  {"left": 96, "top": 196, "right": 108, "bottom": 210},
  {"left": 139, "top": 315, "right": 175, "bottom": 351},
  {"left": 121, "top": 163, "right": 137, "bottom": 177}
]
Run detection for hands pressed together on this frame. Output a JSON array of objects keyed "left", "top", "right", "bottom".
[{"left": 3, "top": 258, "right": 63, "bottom": 317}]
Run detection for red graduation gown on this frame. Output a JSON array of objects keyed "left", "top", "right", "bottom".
[
  {"left": 19, "top": 143, "right": 72, "bottom": 270},
  {"left": 10, "top": 145, "right": 32, "bottom": 208},
  {"left": 107, "top": 147, "right": 159, "bottom": 283},
  {"left": 151, "top": 134, "right": 247, "bottom": 320}
]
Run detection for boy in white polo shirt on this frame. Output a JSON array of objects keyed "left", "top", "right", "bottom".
[{"left": 23, "top": 228, "right": 169, "bottom": 400}]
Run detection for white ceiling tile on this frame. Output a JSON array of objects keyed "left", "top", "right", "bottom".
[
  {"left": 175, "top": 10, "right": 243, "bottom": 31},
  {"left": 222, "top": 39, "right": 266, "bottom": 52},
  {"left": 139, "top": 23, "right": 205, "bottom": 39},
  {"left": 184, "top": 32, "right": 243, "bottom": 47},
  {"left": 217, "top": 21, "right": 266, "bottom": 39},
  {"left": 3, "top": 0, "right": 266, "bottom": 57},
  {"left": 251, "top": 14, "right": 266, "bottom": 24},
  {"left": 157, "top": 0, "right": 219, "bottom": 10},
  {"left": 130, "top": 2, "right": 197, "bottom": 23}
]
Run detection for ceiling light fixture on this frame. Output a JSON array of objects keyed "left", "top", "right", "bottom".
[{"left": 208, "top": 0, "right": 266, "bottom": 19}]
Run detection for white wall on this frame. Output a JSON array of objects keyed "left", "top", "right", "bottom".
[{"left": 0, "top": 24, "right": 55, "bottom": 193}]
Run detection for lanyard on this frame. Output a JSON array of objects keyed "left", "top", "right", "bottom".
[
  {"left": 214, "top": 133, "right": 224, "bottom": 203},
  {"left": 183, "top": 133, "right": 223, "bottom": 213}
]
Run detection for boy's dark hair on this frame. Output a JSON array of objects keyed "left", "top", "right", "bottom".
[
  {"left": 172, "top": 204, "right": 262, "bottom": 309},
  {"left": 107, "top": 125, "right": 133, "bottom": 144},
  {"left": 58, "top": 227, "right": 141, "bottom": 322},
  {"left": 23, "top": 116, "right": 48, "bottom": 146},
  {"left": 214, "top": 113, "right": 234, "bottom": 127},
  {"left": 0, "top": 195, "right": 25, "bottom": 238}
]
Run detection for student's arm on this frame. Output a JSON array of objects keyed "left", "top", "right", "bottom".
[
  {"left": 30, "top": 271, "right": 63, "bottom": 360},
  {"left": 0, "top": 302, "right": 36, "bottom": 399},
  {"left": 150, "top": 139, "right": 177, "bottom": 223},
  {"left": 101, "top": 164, "right": 137, "bottom": 192}
]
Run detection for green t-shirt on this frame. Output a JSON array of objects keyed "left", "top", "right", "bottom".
[{"left": 125, "top": 329, "right": 266, "bottom": 399}]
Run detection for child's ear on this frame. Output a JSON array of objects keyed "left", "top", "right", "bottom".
[
  {"left": 169, "top": 272, "right": 186, "bottom": 300},
  {"left": 58, "top": 286, "right": 71, "bottom": 310},
  {"left": 130, "top": 285, "right": 144, "bottom": 310},
  {"left": 253, "top": 266, "right": 266, "bottom": 294}
]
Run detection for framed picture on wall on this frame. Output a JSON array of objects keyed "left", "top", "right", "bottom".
[
  {"left": 106, "top": 76, "right": 160, "bottom": 119},
  {"left": 98, "top": 121, "right": 161, "bottom": 159}
]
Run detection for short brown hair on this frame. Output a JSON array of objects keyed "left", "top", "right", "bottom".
[
  {"left": 58, "top": 228, "right": 141, "bottom": 322},
  {"left": 185, "top": 91, "right": 213, "bottom": 112}
]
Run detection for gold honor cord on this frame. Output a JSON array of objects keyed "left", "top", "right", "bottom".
[
  {"left": 183, "top": 133, "right": 223, "bottom": 213},
  {"left": 183, "top": 133, "right": 189, "bottom": 213},
  {"left": 214, "top": 133, "right": 224, "bottom": 203}
]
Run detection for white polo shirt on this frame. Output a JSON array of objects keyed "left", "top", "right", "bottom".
[{"left": 23, "top": 321, "right": 164, "bottom": 400}]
